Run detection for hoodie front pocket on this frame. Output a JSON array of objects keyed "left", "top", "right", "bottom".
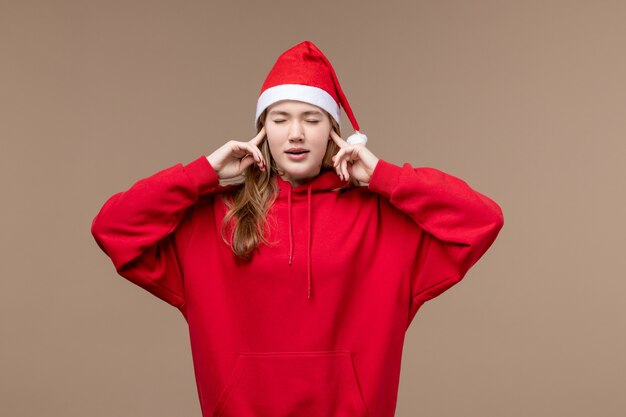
[{"left": 212, "top": 350, "right": 369, "bottom": 417}]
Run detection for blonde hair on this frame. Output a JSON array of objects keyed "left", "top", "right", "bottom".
[{"left": 218, "top": 107, "right": 357, "bottom": 260}]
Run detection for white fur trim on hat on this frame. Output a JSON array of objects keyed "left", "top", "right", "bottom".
[{"left": 255, "top": 84, "right": 341, "bottom": 129}]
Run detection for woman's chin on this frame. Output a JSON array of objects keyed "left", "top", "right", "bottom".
[{"left": 278, "top": 167, "right": 321, "bottom": 184}]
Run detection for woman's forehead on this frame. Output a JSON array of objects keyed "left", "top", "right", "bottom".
[{"left": 268, "top": 100, "right": 324, "bottom": 114}]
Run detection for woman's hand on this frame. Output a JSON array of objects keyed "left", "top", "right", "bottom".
[
  {"left": 207, "top": 126, "right": 267, "bottom": 179},
  {"left": 330, "top": 130, "right": 380, "bottom": 185}
]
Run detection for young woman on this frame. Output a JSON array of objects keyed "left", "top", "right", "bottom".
[{"left": 91, "top": 40, "right": 504, "bottom": 417}]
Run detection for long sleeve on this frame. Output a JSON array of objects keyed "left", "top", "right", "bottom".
[
  {"left": 367, "top": 159, "right": 504, "bottom": 315},
  {"left": 90, "top": 155, "right": 221, "bottom": 314}
]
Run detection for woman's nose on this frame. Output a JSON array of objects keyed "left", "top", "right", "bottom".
[{"left": 288, "top": 121, "right": 304, "bottom": 140}]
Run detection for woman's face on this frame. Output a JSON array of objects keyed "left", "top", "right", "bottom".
[{"left": 264, "top": 100, "right": 332, "bottom": 187}]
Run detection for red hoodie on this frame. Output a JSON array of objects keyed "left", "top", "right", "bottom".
[{"left": 91, "top": 155, "right": 504, "bottom": 417}]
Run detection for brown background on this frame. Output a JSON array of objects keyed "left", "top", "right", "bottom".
[{"left": 2, "top": 1, "right": 625, "bottom": 416}]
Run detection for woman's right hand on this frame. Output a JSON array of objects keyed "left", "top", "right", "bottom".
[{"left": 206, "top": 126, "right": 267, "bottom": 179}]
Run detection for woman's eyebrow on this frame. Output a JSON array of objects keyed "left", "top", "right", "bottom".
[{"left": 268, "top": 110, "right": 323, "bottom": 116}]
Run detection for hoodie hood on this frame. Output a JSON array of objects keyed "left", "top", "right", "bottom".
[{"left": 275, "top": 168, "right": 353, "bottom": 299}]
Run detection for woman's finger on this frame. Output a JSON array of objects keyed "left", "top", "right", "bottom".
[
  {"left": 329, "top": 130, "right": 347, "bottom": 148},
  {"left": 333, "top": 148, "right": 344, "bottom": 167},
  {"left": 333, "top": 155, "right": 341, "bottom": 178},
  {"left": 248, "top": 126, "right": 265, "bottom": 145},
  {"left": 250, "top": 126, "right": 266, "bottom": 145},
  {"left": 240, "top": 153, "right": 256, "bottom": 170},
  {"left": 233, "top": 142, "right": 264, "bottom": 170},
  {"left": 333, "top": 149, "right": 345, "bottom": 178},
  {"left": 231, "top": 141, "right": 246, "bottom": 154},
  {"left": 248, "top": 143, "right": 266, "bottom": 170},
  {"left": 242, "top": 142, "right": 263, "bottom": 170}
]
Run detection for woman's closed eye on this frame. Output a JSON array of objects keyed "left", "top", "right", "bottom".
[{"left": 272, "top": 120, "right": 320, "bottom": 124}]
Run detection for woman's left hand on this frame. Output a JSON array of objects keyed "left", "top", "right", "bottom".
[{"left": 330, "top": 130, "right": 380, "bottom": 185}]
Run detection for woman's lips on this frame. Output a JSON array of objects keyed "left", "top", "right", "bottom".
[{"left": 285, "top": 151, "right": 309, "bottom": 161}]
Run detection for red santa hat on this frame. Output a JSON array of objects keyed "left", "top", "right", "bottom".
[{"left": 255, "top": 40, "right": 368, "bottom": 145}]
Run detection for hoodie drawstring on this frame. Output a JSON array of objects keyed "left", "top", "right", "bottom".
[
  {"left": 288, "top": 187, "right": 293, "bottom": 265},
  {"left": 307, "top": 184, "right": 312, "bottom": 299},
  {"left": 286, "top": 183, "right": 313, "bottom": 299}
]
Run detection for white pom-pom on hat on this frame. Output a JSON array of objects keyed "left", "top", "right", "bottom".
[{"left": 346, "top": 131, "right": 368, "bottom": 145}]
